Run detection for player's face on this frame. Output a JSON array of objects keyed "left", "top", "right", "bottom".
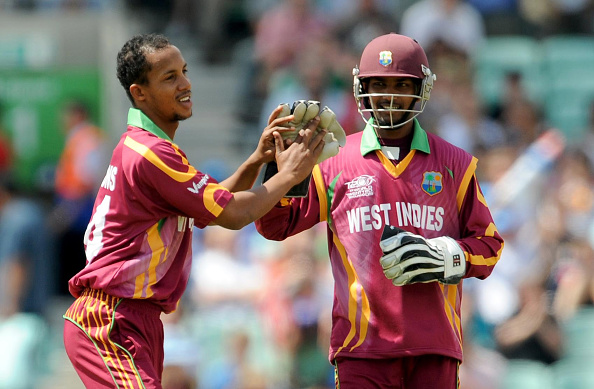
[
  {"left": 136, "top": 45, "right": 192, "bottom": 135},
  {"left": 366, "top": 76, "right": 418, "bottom": 129}
]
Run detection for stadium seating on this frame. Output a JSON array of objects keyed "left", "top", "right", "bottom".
[
  {"left": 541, "top": 36, "right": 594, "bottom": 138},
  {"left": 541, "top": 35, "right": 594, "bottom": 75},
  {"left": 473, "top": 36, "right": 543, "bottom": 109},
  {"left": 559, "top": 307, "right": 594, "bottom": 360},
  {"left": 551, "top": 307, "right": 594, "bottom": 389},
  {"left": 474, "top": 35, "right": 594, "bottom": 140},
  {"left": 553, "top": 359, "right": 594, "bottom": 389},
  {"left": 499, "top": 359, "right": 554, "bottom": 389}
]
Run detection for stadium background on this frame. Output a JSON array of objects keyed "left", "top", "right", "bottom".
[{"left": 0, "top": 0, "right": 593, "bottom": 388}]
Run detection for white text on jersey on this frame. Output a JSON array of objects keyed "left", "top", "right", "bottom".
[
  {"left": 101, "top": 165, "right": 118, "bottom": 191},
  {"left": 346, "top": 202, "right": 444, "bottom": 233},
  {"left": 177, "top": 216, "right": 195, "bottom": 232},
  {"left": 187, "top": 174, "right": 209, "bottom": 194}
]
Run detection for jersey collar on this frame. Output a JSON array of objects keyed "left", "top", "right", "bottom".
[
  {"left": 360, "top": 118, "right": 430, "bottom": 156},
  {"left": 127, "top": 108, "right": 172, "bottom": 142}
]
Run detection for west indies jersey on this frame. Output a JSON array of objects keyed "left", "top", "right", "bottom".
[
  {"left": 67, "top": 108, "right": 233, "bottom": 313},
  {"left": 255, "top": 119, "right": 504, "bottom": 362}
]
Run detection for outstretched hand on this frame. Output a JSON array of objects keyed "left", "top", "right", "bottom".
[
  {"left": 275, "top": 114, "right": 325, "bottom": 184},
  {"left": 253, "top": 105, "right": 297, "bottom": 164}
]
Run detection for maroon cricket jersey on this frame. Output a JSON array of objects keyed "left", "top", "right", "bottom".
[
  {"left": 68, "top": 109, "right": 233, "bottom": 313},
  {"left": 256, "top": 119, "right": 504, "bottom": 362}
]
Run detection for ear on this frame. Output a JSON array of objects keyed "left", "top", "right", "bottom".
[{"left": 130, "top": 84, "right": 145, "bottom": 102}]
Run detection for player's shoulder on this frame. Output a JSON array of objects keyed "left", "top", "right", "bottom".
[
  {"left": 124, "top": 125, "right": 179, "bottom": 155},
  {"left": 327, "top": 131, "right": 364, "bottom": 162},
  {"left": 427, "top": 131, "right": 473, "bottom": 158},
  {"left": 343, "top": 131, "right": 364, "bottom": 151},
  {"left": 426, "top": 131, "right": 475, "bottom": 169}
]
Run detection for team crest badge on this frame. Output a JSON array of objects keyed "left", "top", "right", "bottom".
[
  {"left": 379, "top": 51, "right": 392, "bottom": 67},
  {"left": 421, "top": 171, "right": 443, "bottom": 196}
]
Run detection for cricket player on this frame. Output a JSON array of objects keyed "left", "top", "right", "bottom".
[
  {"left": 255, "top": 33, "right": 504, "bottom": 388},
  {"left": 62, "top": 33, "right": 325, "bottom": 388}
]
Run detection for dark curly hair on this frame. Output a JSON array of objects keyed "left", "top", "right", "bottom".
[{"left": 116, "top": 33, "right": 171, "bottom": 104}]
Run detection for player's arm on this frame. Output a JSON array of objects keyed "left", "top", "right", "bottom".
[
  {"left": 212, "top": 125, "right": 325, "bottom": 230},
  {"left": 218, "top": 105, "right": 298, "bottom": 192},
  {"left": 455, "top": 173, "right": 504, "bottom": 279},
  {"left": 255, "top": 172, "right": 322, "bottom": 241}
]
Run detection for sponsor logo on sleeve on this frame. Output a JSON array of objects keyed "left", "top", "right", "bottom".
[{"left": 187, "top": 174, "right": 209, "bottom": 194}]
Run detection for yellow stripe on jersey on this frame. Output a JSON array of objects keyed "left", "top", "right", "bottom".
[
  {"left": 170, "top": 142, "right": 192, "bottom": 166},
  {"left": 124, "top": 136, "right": 197, "bottom": 182},
  {"left": 203, "top": 183, "right": 225, "bottom": 216},
  {"left": 457, "top": 157, "right": 478, "bottom": 211},
  {"left": 125, "top": 135, "right": 229, "bottom": 217},
  {"left": 351, "top": 285, "right": 370, "bottom": 351},
  {"left": 440, "top": 284, "right": 463, "bottom": 350},
  {"left": 133, "top": 222, "right": 167, "bottom": 299},
  {"left": 312, "top": 165, "right": 328, "bottom": 222},
  {"left": 468, "top": 222, "right": 504, "bottom": 267},
  {"left": 333, "top": 235, "right": 370, "bottom": 358},
  {"left": 375, "top": 149, "right": 416, "bottom": 177},
  {"left": 64, "top": 290, "right": 144, "bottom": 388},
  {"left": 475, "top": 178, "right": 489, "bottom": 208}
]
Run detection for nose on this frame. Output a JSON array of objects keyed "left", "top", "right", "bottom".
[{"left": 179, "top": 74, "right": 191, "bottom": 90}]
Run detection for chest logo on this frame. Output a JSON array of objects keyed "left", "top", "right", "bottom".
[
  {"left": 346, "top": 174, "right": 375, "bottom": 199},
  {"left": 421, "top": 171, "right": 443, "bottom": 196}
]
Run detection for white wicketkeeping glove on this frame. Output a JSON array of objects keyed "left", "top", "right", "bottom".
[
  {"left": 379, "top": 225, "right": 466, "bottom": 286},
  {"left": 277, "top": 100, "right": 346, "bottom": 164}
]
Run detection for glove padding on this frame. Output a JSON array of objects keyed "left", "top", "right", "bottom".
[
  {"left": 379, "top": 225, "right": 466, "bottom": 286},
  {"left": 277, "top": 100, "right": 346, "bottom": 164}
]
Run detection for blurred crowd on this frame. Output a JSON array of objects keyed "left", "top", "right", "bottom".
[{"left": 1, "top": 0, "right": 594, "bottom": 388}]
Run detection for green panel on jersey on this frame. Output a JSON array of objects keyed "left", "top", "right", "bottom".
[{"left": 0, "top": 68, "right": 101, "bottom": 192}]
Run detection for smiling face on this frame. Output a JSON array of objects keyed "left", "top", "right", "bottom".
[
  {"left": 130, "top": 45, "right": 192, "bottom": 138},
  {"left": 365, "top": 76, "right": 419, "bottom": 138}
]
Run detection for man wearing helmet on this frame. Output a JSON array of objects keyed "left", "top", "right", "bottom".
[{"left": 256, "top": 33, "right": 503, "bottom": 388}]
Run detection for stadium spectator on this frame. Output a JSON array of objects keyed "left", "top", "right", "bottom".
[
  {"left": 161, "top": 302, "right": 200, "bottom": 389},
  {"left": 332, "top": 0, "right": 399, "bottom": 57},
  {"left": 234, "top": 0, "right": 330, "bottom": 132},
  {"left": 494, "top": 275, "right": 564, "bottom": 365},
  {"left": 0, "top": 174, "right": 54, "bottom": 317},
  {"left": 0, "top": 103, "right": 13, "bottom": 174},
  {"left": 253, "top": 0, "right": 328, "bottom": 77},
  {"left": 50, "top": 99, "right": 107, "bottom": 296},
  {"left": 434, "top": 81, "right": 508, "bottom": 155},
  {"left": 400, "top": 0, "right": 486, "bottom": 57},
  {"left": 458, "top": 289, "right": 508, "bottom": 389},
  {"left": 257, "top": 37, "right": 359, "bottom": 137},
  {"left": 0, "top": 172, "right": 52, "bottom": 388},
  {"left": 257, "top": 227, "right": 334, "bottom": 388}
]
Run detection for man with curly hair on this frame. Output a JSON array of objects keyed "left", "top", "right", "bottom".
[{"left": 62, "top": 33, "right": 325, "bottom": 388}]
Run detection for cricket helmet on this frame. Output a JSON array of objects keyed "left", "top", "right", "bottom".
[{"left": 353, "top": 33, "right": 436, "bottom": 129}]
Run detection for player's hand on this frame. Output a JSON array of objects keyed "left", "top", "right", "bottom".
[
  {"left": 276, "top": 100, "right": 346, "bottom": 163},
  {"left": 274, "top": 116, "right": 325, "bottom": 184},
  {"left": 255, "top": 105, "right": 300, "bottom": 164},
  {"left": 379, "top": 225, "right": 466, "bottom": 286}
]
